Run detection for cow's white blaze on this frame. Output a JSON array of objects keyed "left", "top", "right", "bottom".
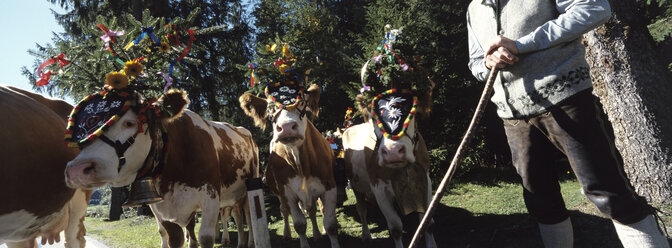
[
  {"left": 372, "top": 118, "right": 418, "bottom": 167},
  {"left": 66, "top": 110, "right": 152, "bottom": 188},
  {"left": 272, "top": 107, "right": 308, "bottom": 147}
]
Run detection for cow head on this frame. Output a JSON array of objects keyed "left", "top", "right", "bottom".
[
  {"left": 64, "top": 89, "right": 188, "bottom": 189},
  {"left": 240, "top": 83, "right": 320, "bottom": 148},
  {"left": 357, "top": 89, "right": 432, "bottom": 168}
]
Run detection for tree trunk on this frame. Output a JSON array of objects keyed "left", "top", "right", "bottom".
[{"left": 583, "top": 0, "right": 672, "bottom": 204}]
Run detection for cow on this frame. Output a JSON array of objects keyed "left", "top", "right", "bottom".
[
  {"left": 0, "top": 85, "right": 89, "bottom": 248},
  {"left": 342, "top": 91, "right": 437, "bottom": 248},
  {"left": 239, "top": 83, "right": 340, "bottom": 248},
  {"left": 64, "top": 89, "right": 259, "bottom": 248}
]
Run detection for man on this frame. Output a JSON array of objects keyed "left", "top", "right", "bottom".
[{"left": 467, "top": 0, "right": 670, "bottom": 247}]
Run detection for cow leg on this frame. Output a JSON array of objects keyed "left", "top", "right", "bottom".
[
  {"left": 417, "top": 213, "right": 437, "bottom": 248},
  {"left": 160, "top": 221, "right": 185, "bottom": 248},
  {"left": 231, "top": 204, "right": 247, "bottom": 248},
  {"left": 220, "top": 207, "right": 232, "bottom": 245},
  {"left": 242, "top": 196, "right": 255, "bottom": 248},
  {"left": 373, "top": 183, "right": 404, "bottom": 248},
  {"left": 321, "top": 188, "right": 341, "bottom": 248},
  {"left": 288, "top": 198, "right": 310, "bottom": 248},
  {"left": 353, "top": 190, "right": 372, "bottom": 242},
  {"left": 186, "top": 213, "right": 198, "bottom": 248},
  {"left": 198, "top": 202, "right": 219, "bottom": 248},
  {"left": 279, "top": 199, "right": 292, "bottom": 241},
  {"left": 308, "top": 202, "right": 322, "bottom": 239},
  {"left": 421, "top": 174, "right": 437, "bottom": 248},
  {"left": 64, "top": 188, "right": 88, "bottom": 248}
]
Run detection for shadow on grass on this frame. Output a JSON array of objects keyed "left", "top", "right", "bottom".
[{"left": 263, "top": 201, "right": 626, "bottom": 248}]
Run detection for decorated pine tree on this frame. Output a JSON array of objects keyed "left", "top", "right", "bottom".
[{"left": 24, "top": 8, "right": 219, "bottom": 103}]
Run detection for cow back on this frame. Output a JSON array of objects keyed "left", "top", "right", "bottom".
[
  {"left": 158, "top": 110, "right": 258, "bottom": 197},
  {"left": 0, "top": 86, "right": 77, "bottom": 217}
]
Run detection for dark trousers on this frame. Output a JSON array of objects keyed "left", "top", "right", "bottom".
[{"left": 502, "top": 90, "right": 651, "bottom": 225}]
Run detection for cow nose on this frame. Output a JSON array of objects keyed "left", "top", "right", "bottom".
[
  {"left": 382, "top": 145, "right": 406, "bottom": 163},
  {"left": 276, "top": 122, "right": 299, "bottom": 137},
  {"left": 65, "top": 160, "right": 97, "bottom": 188}
]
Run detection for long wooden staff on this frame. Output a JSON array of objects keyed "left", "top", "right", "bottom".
[{"left": 408, "top": 67, "right": 499, "bottom": 248}]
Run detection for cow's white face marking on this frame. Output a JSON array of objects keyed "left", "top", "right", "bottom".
[
  {"left": 271, "top": 105, "right": 308, "bottom": 148},
  {"left": 374, "top": 118, "right": 417, "bottom": 167},
  {"left": 65, "top": 110, "right": 152, "bottom": 188}
]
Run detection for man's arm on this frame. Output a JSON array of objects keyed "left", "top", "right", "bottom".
[
  {"left": 467, "top": 14, "right": 491, "bottom": 82},
  {"left": 515, "top": 0, "right": 611, "bottom": 54}
]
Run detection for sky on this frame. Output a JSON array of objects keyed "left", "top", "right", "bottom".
[{"left": 0, "top": 1, "right": 66, "bottom": 96}]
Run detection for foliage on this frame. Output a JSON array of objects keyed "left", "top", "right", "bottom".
[{"left": 26, "top": 0, "right": 255, "bottom": 122}]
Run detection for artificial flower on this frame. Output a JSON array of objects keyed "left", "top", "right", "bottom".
[
  {"left": 105, "top": 71, "right": 129, "bottom": 89},
  {"left": 282, "top": 44, "right": 292, "bottom": 58},
  {"left": 159, "top": 41, "right": 171, "bottom": 53},
  {"left": 279, "top": 64, "right": 290, "bottom": 75},
  {"left": 123, "top": 60, "right": 143, "bottom": 78},
  {"left": 270, "top": 44, "right": 278, "bottom": 53}
]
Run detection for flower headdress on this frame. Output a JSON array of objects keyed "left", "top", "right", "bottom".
[
  {"left": 64, "top": 10, "right": 211, "bottom": 147},
  {"left": 245, "top": 39, "right": 320, "bottom": 110}
]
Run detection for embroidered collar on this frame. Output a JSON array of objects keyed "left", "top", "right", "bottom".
[
  {"left": 371, "top": 89, "right": 417, "bottom": 140},
  {"left": 65, "top": 89, "right": 134, "bottom": 148}
]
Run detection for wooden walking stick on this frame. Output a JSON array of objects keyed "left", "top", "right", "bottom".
[{"left": 408, "top": 67, "right": 499, "bottom": 248}]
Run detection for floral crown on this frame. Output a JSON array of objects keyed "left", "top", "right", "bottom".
[
  {"left": 358, "top": 25, "right": 431, "bottom": 102},
  {"left": 246, "top": 40, "right": 320, "bottom": 109}
]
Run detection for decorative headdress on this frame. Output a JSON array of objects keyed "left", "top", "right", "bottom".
[
  {"left": 63, "top": 11, "right": 207, "bottom": 147},
  {"left": 245, "top": 40, "right": 320, "bottom": 110}
]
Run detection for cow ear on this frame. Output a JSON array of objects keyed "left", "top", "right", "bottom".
[
  {"left": 239, "top": 93, "right": 268, "bottom": 130},
  {"left": 305, "top": 84, "right": 320, "bottom": 119},
  {"left": 355, "top": 94, "right": 371, "bottom": 122},
  {"left": 154, "top": 89, "right": 189, "bottom": 121}
]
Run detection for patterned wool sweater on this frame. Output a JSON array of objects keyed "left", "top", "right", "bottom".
[{"left": 467, "top": 0, "right": 611, "bottom": 118}]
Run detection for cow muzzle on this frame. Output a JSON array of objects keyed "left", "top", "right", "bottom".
[
  {"left": 65, "top": 160, "right": 108, "bottom": 189},
  {"left": 380, "top": 144, "right": 412, "bottom": 168},
  {"left": 275, "top": 121, "right": 303, "bottom": 144}
]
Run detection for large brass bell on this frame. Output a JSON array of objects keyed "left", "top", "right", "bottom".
[{"left": 123, "top": 177, "right": 163, "bottom": 207}]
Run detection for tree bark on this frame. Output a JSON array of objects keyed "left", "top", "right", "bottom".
[{"left": 583, "top": 0, "right": 672, "bottom": 204}]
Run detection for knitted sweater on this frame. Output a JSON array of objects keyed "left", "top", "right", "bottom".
[{"left": 467, "top": 0, "right": 611, "bottom": 118}]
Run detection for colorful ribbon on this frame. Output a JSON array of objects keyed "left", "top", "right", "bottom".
[
  {"left": 249, "top": 63, "right": 257, "bottom": 87},
  {"left": 125, "top": 26, "right": 160, "bottom": 50},
  {"left": 36, "top": 71, "right": 56, "bottom": 87},
  {"left": 157, "top": 71, "right": 173, "bottom": 93},
  {"left": 176, "top": 29, "right": 196, "bottom": 62},
  {"left": 97, "top": 24, "right": 125, "bottom": 51},
  {"left": 35, "top": 53, "right": 69, "bottom": 87}
]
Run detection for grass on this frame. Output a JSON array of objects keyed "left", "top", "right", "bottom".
[{"left": 83, "top": 166, "right": 672, "bottom": 248}]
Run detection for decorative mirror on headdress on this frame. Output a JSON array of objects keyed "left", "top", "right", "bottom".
[
  {"left": 265, "top": 81, "right": 305, "bottom": 110},
  {"left": 371, "top": 89, "right": 417, "bottom": 140},
  {"left": 65, "top": 90, "right": 134, "bottom": 148}
]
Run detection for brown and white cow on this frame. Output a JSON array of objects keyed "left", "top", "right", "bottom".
[
  {"left": 343, "top": 92, "right": 437, "bottom": 248},
  {"left": 0, "top": 85, "right": 89, "bottom": 248},
  {"left": 64, "top": 89, "right": 259, "bottom": 248},
  {"left": 239, "top": 83, "right": 340, "bottom": 248}
]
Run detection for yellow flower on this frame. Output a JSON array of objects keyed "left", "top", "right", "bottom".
[
  {"left": 270, "top": 44, "right": 278, "bottom": 53},
  {"left": 159, "top": 41, "right": 171, "bottom": 53},
  {"left": 123, "top": 60, "right": 143, "bottom": 78},
  {"left": 105, "top": 72, "right": 129, "bottom": 89},
  {"left": 279, "top": 64, "right": 290, "bottom": 75},
  {"left": 282, "top": 44, "right": 292, "bottom": 58}
]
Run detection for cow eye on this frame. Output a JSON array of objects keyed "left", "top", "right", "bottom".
[{"left": 123, "top": 121, "right": 135, "bottom": 128}]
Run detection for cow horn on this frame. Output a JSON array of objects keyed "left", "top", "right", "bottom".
[{"left": 122, "top": 177, "right": 163, "bottom": 207}]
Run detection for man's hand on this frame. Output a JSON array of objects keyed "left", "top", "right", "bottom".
[{"left": 485, "top": 35, "right": 519, "bottom": 69}]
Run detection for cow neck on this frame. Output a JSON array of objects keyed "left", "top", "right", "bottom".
[
  {"left": 135, "top": 124, "right": 167, "bottom": 180},
  {"left": 277, "top": 121, "right": 336, "bottom": 189}
]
